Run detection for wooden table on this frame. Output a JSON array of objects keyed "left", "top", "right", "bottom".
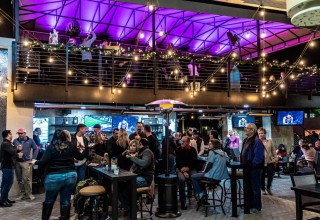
[
  {"left": 227, "top": 161, "right": 249, "bottom": 217},
  {"left": 291, "top": 183, "right": 320, "bottom": 220},
  {"left": 90, "top": 167, "right": 138, "bottom": 220}
]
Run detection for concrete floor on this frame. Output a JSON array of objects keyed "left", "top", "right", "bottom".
[{"left": 0, "top": 174, "right": 320, "bottom": 220}]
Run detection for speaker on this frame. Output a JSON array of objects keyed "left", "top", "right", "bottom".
[{"left": 0, "top": 0, "right": 14, "bottom": 39}]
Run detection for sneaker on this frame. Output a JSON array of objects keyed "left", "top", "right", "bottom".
[
  {"left": 266, "top": 188, "right": 273, "bottom": 195},
  {"left": 28, "top": 195, "right": 35, "bottom": 201},
  {"left": 7, "top": 199, "right": 15, "bottom": 204},
  {"left": 250, "top": 208, "right": 261, "bottom": 214}
]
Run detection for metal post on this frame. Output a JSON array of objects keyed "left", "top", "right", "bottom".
[
  {"left": 227, "top": 61, "right": 231, "bottom": 97},
  {"left": 257, "top": 20, "right": 262, "bottom": 99},
  {"left": 65, "top": 45, "right": 69, "bottom": 92},
  {"left": 165, "top": 110, "right": 170, "bottom": 176},
  {"left": 111, "top": 50, "right": 114, "bottom": 94},
  {"left": 152, "top": 2, "right": 158, "bottom": 95},
  {"left": 192, "top": 57, "right": 196, "bottom": 97}
]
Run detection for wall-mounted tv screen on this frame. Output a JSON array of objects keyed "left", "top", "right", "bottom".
[
  {"left": 232, "top": 115, "right": 255, "bottom": 128},
  {"left": 112, "top": 116, "right": 139, "bottom": 134},
  {"left": 84, "top": 116, "right": 112, "bottom": 132},
  {"left": 277, "top": 110, "right": 304, "bottom": 126}
]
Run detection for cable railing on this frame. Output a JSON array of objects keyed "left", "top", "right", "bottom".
[{"left": 15, "top": 42, "right": 319, "bottom": 95}]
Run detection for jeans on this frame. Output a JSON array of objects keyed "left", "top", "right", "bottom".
[
  {"left": 15, "top": 162, "right": 32, "bottom": 197},
  {"left": 191, "top": 172, "right": 206, "bottom": 195},
  {"left": 44, "top": 171, "right": 77, "bottom": 206},
  {"left": 0, "top": 168, "right": 14, "bottom": 203},
  {"left": 249, "top": 167, "right": 263, "bottom": 210},
  {"left": 176, "top": 168, "right": 197, "bottom": 203},
  {"left": 261, "top": 163, "right": 275, "bottom": 190},
  {"left": 75, "top": 164, "right": 86, "bottom": 182}
]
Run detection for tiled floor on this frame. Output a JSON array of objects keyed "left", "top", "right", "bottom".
[{"left": 0, "top": 174, "right": 320, "bottom": 220}]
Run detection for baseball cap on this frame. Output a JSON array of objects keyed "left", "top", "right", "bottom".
[{"left": 17, "top": 128, "right": 26, "bottom": 134}]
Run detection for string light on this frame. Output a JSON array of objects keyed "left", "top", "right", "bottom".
[
  {"left": 262, "top": 66, "right": 266, "bottom": 71},
  {"left": 49, "top": 57, "right": 54, "bottom": 63},
  {"left": 310, "top": 41, "right": 315, "bottom": 47},
  {"left": 210, "top": 78, "right": 215, "bottom": 83},
  {"left": 300, "top": 60, "right": 304, "bottom": 65},
  {"left": 261, "top": 32, "right": 266, "bottom": 38},
  {"left": 23, "top": 40, "right": 29, "bottom": 46},
  {"left": 122, "top": 83, "right": 127, "bottom": 87},
  {"left": 262, "top": 85, "right": 266, "bottom": 90},
  {"left": 127, "top": 73, "right": 131, "bottom": 78},
  {"left": 261, "top": 52, "right": 266, "bottom": 57},
  {"left": 220, "top": 68, "right": 225, "bottom": 73},
  {"left": 185, "top": 87, "right": 189, "bottom": 92},
  {"left": 167, "top": 50, "right": 173, "bottom": 56},
  {"left": 262, "top": 77, "right": 266, "bottom": 82},
  {"left": 99, "top": 85, "right": 103, "bottom": 90},
  {"left": 180, "top": 79, "right": 184, "bottom": 84},
  {"left": 260, "top": 10, "right": 265, "bottom": 17},
  {"left": 174, "top": 69, "right": 179, "bottom": 74},
  {"left": 272, "top": 90, "right": 277, "bottom": 95},
  {"left": 202, "top": 87, "right": 206, "bottom": 91},
  {"left": 84, "top": 79, "right": 88, "bottom": 84},
  {"left": 266, "top": 93, "right": 270, "bottom": 98},
  {"left": 148, "top": 4, "right": 154, "bottom": 11},
  {"left": 232, "top": 52, "right": 237, "bottom": 58},
  {"left": 68, "top": 70, "right": 72, "bottom": 75},
  {"left": 245, "top": 31, "right": 250, "bottom": 38},
  {"left": 290, "top": 74, "right": 295, "bottom": 79},
  {"left": 280, "top": 83, "right": 285, "bottom": 89},
  {"left": 118, "top": 89, "right": 121, "bottom": 94},
  {"left": 133, "top": 55, "right": 139, "bottom": 61}
]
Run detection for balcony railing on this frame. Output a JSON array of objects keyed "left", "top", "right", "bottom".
[{"left": 14, "top": 42, "right": 317, "bottom": 96}]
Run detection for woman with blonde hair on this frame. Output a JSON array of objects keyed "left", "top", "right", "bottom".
[{"left": 117, "top": 129, "right": 130, "bottom": 149}]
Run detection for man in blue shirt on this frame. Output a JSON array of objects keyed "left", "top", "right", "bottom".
[{"left": 13, "top": 128, "right": 38, "bottom": 201}]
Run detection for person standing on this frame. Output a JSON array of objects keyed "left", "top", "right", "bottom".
[
  {"left": 71, "top": 124, "right": 88, "bottom": 182},
  {"left": 129, "top": 122, "right": 146, "bottom": 140},
  {"left": 13, "top": 128, "right": 38, "bottom": 201},
  {"left": 0, "top": 130, "right": 16, "bottom": 207},
  {"left": 31, "top": 129, "right": 88, "bottom": 220},
  {"left": 193, "top": 130, "right": 205, "bottom": 156},
  {"left": 258, "top": 127, "right": 277, "bottom": 195},
  {"left": 33, "top": 127, "right": 42, "bottom": 148},
  {"left": 144, "top": 125, "right": 160, "bottom": 160},
  {"left": 240, "top": 123, "right": 264, "bottom": 214}
]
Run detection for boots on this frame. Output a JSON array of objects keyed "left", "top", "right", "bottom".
[
  {"left": 60, "top": 204, "right": 71, "bottom": 220},
  {"left": 42, "top": 203, "right": 54, "bottom": 220}
]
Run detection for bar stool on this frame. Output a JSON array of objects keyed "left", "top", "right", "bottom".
[
  {"left": 223, "top": 171, "right": 243, "bottom": 205},
  {"left": 77, "top": 185, "right": 106, "bottom": 220},
  {"left": 137, "top": 180, "right": 155, "bottom": 219},
  {"left": 196, "top": 179, "right": 225, "bottom": 217}
]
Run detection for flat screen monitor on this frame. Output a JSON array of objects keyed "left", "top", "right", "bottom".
[
  {"left": 112, "top": 116, "right": 138, "bottom": 134},
  {"left": 232, "top": 115, "right": 255, "bottom": 128},
  {"left": 277, "top": 110, "right": 304, "bottom": 126},
  {"left": 84, "top": 116, "right": 112, "bottom": 132}
]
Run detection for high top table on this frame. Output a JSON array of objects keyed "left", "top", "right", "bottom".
[
  {"left": 227, "top": 161, "right": 249, "bottom": 217},
  {"left": 90, "top": 167, "right": 138, "bottom": 220}
]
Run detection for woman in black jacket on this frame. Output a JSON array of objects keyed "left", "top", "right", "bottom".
[{"left": 31, "top": 129, "right": 88, "bottom": 220}]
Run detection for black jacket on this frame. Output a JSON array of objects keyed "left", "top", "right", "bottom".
[
  {"left": 35, "top": 142, "right": 88, "bottom": 174},
  {"left": 175, "top": 146, "right": 198, "bottom": 171},
  {"left": 0, "top": 139, "right": 17, "bottom": 169}
]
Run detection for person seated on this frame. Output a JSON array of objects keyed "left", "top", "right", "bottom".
[
  {"left": 175, "top": 136, "right": 198, "bottom": 210},
  {"left": 191, "top": 139, "right": 229, "bottom": 202},
  {"left": 276, "top": 144, "right": 288, "bottom": 162},
  {"left": 297, "top": 142, "right": 316, "bottom": 169},
  {"left": 118, "top": 138, "right": 154, "bottom": 216}
]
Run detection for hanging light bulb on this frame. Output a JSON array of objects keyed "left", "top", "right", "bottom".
[
  {"left": 261, "top": 52, "right": 266, "bottom": 57},
  {"left": 280, "top": 83, "right": 285, "bottom": 89},
  {"left": 262, "top": 66, "right": 266, "bottom": 71},
  {"left": 149, "top": 4, "right": 154, "bottom": 11},
  {"left": 290, "top": 74, "right": 295, "bottom": 79},
  {"left": 202, "top": 87, "right": 206, "bottom": 91},
  {"left": 262, "top": 85, "right": 266, "bottom": 90},
  {"left": 159, "top": 30, "right": 165, "bottom": 37},
  {"left": 310, "top": 41, "right": 315, "bottom": 47},
  {"left": 133, "top": 55, "right": 139, "bottom": 61},
  {"left": 174, "top": 69, "right": 179, "bottom": 74},
  {"left": 68, "top": 70, "right": 72, "bottom": 75},
  {"left": 232, "top": 52, "right": 237, "bottom": 58},
  {"left": 23, "top": 40, "right": 29, "bottom": 47},
  {"left": 118, "top": 89, "right": 121, "bottom": 94},
  {"left": 49, "top": 57, "right": 54, "bottom": 63},
  {"left": 122, "top": 83, "right": 127, "bottom": 87},
  {"left": 220, "top": 68, "right": 225, "bottom": 73},
  {"left": 84, "top": 79, "right": 88, "bottom": 84},
  {"left": 261, "top": 32, "right": 266, "bottom": 38},
  {"left": 299, "top": 60, "right": 304, "bottom": 65},
  {"left": 272, "top": 90, "right": 277, "bottom": 95},
  {"left": 99, "top": 85, "right": 103, "bottom": 90},
  {"left": 185, "top": 87, "right": 189, "bottom": 92},
  {"left": 139, "top": 32, "right": 145, "bottom": 39},
  {"left": 266, "top": 93, "right": 270, "bottom": 98},
  {"left": 262, "top": 77, "right": 266, "bottom": 82},
  {"left": 127, "top": 73, "right": 131, "bottom": 78},
  {"left": 167, "top": 50, "right": 173, "bottom": 56},
  {"left": 211, "top": 78, "right": 215, "bottom": 83},
  {"left": 260, "top": 10, "right": 265, "bottom": 16},
  {"left": 180, "top": 78, "right": 184, "bottom": 84}
]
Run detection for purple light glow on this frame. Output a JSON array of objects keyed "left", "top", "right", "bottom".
[{"left": 19, "top": 0, "right": 314, "bottom": 57}]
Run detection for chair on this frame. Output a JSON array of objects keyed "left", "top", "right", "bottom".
[
  {"left": 77, "top": 185, "right": 106, "bottom": 220},
  {"left": 196, "top": 179, "right": 225, "bottom": 217},
  {"left": 137, "top": 179, "right": 155, "bottom": 219},
  {"left": 223, "top": 171, "right": 243, "bottom": 206},
  {"left": 290, "top": 172, "right": 320, "bottom": 215}
]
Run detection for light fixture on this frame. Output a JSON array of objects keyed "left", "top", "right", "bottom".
[
  {"left": 262, "top": 85, "right": 266, "bottom": 90},
  {"left": 211, "top": 78, "right": 215, "bottom": 83},
  {"left": 290, "top": 74, "right": 295, "bottom": 79},
  {"left": 266, "top": 93, "right": 270, "bottom": 98},
  {"left": 159, "top": 31, "right": 165, "bottom": 37},
  {"left": 261, "top": 32, "right": 266, "bottom": 38},
  {"left": 202, "top": 87, "right": 206, "bottom": 91},
  {"left": 232, "top": 52, "right": 237, "bottom": 58},
  {"left": 49, "top": 57, "right": 54, "bottom": 63},
  {"left": 260, "top": 10, "right": 265, "bottom": 17},
  {"left": 99, "top": 85, "right": 103, "bottom": 90},
  {"left": 262, "top": 66, "right": 266, "bottom": 71},
  {"left": 23, "top": 40, "right": 29, "bottom": 47},
  {"left": 220, "top": 68, "right": 225, "bottom": 73},
  {"left": 198, "top": 109, "right": 203, "bottom": 113},
  {"left": 174, "top": 69, "right": 179, "bottom": 74},
  {"left": 299, "top": 60, "right": 304, "bottom": 65},
  {"left": 261, "top": 52, "right": 266, "bottom": 57},
  {"left": 118, "top": 89, "right": 121, "bottom": 94},
  {"left": 185, "top": 87, "right": 189, "bottom": 92},
  {"left": 122, "top": 83, "right": 127, "bottom": 87},
  {"left": 272, "top": 90, "right": 277, "bottom": 95},
  {"left": 180, "top": 79, "right": 184, "bottom": 84},
  {"left": 191, "top": 115, "right": 194, "bottom": 119},
  {"left": 243, "top": 104, "right": 249, "bottom": 108},
  {"left": 127, "top": 73, "right": 131, "bottom": 78},
  {"left": 310, "top": 41, "right": 315, "bottom": 47},
  {"left": 139, "top": 32, "right": 145, "bottom": 39},
  {"left": 84, "top": 79, "right": 88, "bottom": 84},
  {"left": 167, "top": 50, "right": 173, "bottom": 56},
  {"left": 68, "top": 70, "right": 72, "bottom": 75},
  {"left": 280, "top": 83, "right": 285, "bottom": 89},
  {"left": 148, "top": 4, "right": 154, "bottom": 11},
  {"left": 245, "top": 31, "right": 250, "bottom": 38},
  {"left": 262, "top": 77, "right": 266, "bottom": 82},
  {"left": 133, "top": 55, "right": 139, "bottom": 61}
]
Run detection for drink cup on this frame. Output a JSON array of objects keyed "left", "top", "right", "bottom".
[{"left": 113, "top": 167, "right": 119, "bottom": 175}]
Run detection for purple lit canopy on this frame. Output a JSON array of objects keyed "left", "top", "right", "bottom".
[{"left": 19, "top": 0, "right": 318, "bottom": 57}]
